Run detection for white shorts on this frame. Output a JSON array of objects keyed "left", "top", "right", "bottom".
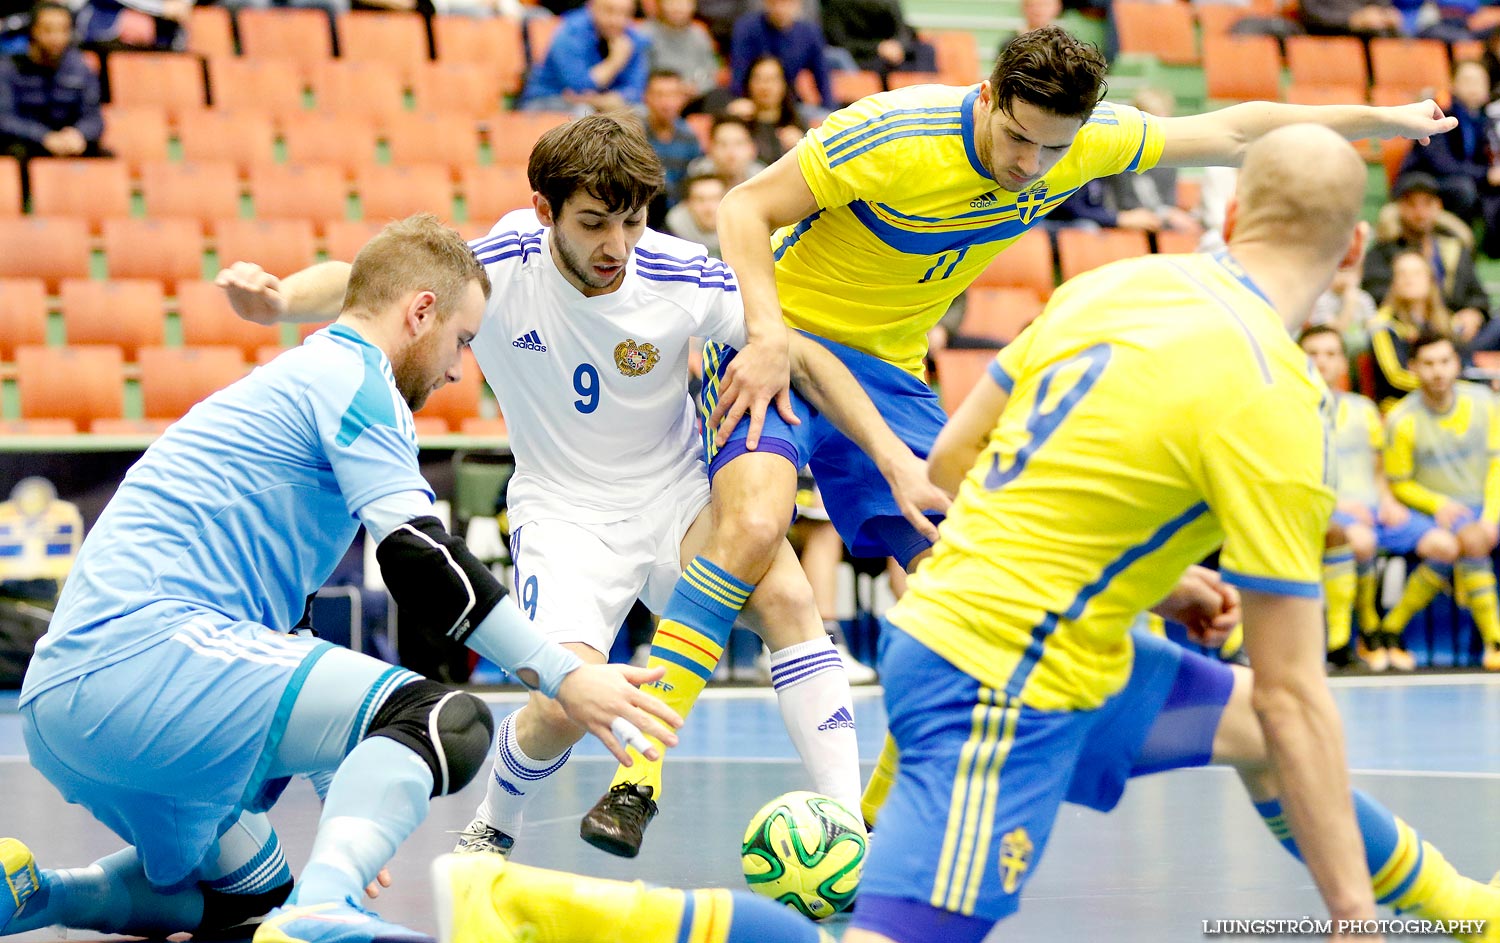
[{"left": 508, "top": 469, "right": 710, "bottom": 654}]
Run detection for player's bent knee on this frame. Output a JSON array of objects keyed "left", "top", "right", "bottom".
[
  {"left": 1458, "top": 524, "right": 1497, "bottom": 558},
  {"left": 366, "top": 681, "right": 495, "bottom": 797},
  {"left": 744, "top": 570, "right": 821, "bottom": 646},
  {"left": 1324, "top": 523, "right": 1347, "bottom": 549},
  {"left": 198, "top": 876, "right": 293, "bottom": 932},
  {"left": 1347, "top": 525, "right": 1377, "bottom": 561},
  {"left": 1418, "top": 530, "right": 1460, "bottom": 563}
]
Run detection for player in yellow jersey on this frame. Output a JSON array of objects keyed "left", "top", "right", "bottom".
[
  {"left": 426, "top": 127, "right": 1499, "bottom": 943},
  {"left": 1299, "top": 325, "right": 1416, "bottom": 671},
  {"left": 1380, "top": 330, "right": 1500, "bottom": 671}
]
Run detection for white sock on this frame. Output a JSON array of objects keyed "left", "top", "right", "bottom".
[
  {"left": 769, "top": 636, "right": 863, "bottom": 814},
  {"left": 474, "top": 709, "right": 571, "bottom": 834}
]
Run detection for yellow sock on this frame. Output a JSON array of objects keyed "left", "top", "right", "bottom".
[
  {"left": 1456, "top": 559, "right": 1500, "bottom": 646},
  {"left": 1324, "top": 548, "right": 1357, "bottom": 652},
  {"left": 1382, "top": 563, "right": 1449, "bottom": 636},
  {"left": 1374, "top": 825, "right": 1500, "bottom": 941},
  {"left": 860, "top": 733, "right": 899, "bottom": 829},
  {"left": 1356, "top": 562, "right": 1381, "bottom": 639},
  {"left": 452, "top": 857, "right": 836, "bottom": 943},
  {"left": 610, "top": 557, "right": 751, "bottom": 799}
]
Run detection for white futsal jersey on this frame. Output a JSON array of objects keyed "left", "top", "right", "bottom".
[{"left": 468, "top": 210, "right": 747, "bottom": 529}]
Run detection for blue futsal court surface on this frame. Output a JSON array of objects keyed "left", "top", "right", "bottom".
[{"left": 1, "top": 676, "right": 1497, "bottom": 941}]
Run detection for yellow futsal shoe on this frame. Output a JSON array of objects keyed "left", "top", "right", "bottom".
[{"left": 0, "top": 838, "right": 40, "bottom": 934}]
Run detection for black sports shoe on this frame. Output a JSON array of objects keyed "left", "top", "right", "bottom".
[{"left": 579, "top": 783, "right": 658, "bottom": 858}]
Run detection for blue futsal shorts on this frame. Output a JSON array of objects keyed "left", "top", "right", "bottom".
[
  {"left": 701, "top": 332, "right": 947, "bottom": 568},
  {"left": 852, "top": 624, "right": 1236, "bottom": 942}
]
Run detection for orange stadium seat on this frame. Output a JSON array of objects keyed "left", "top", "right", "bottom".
[
  {"left": 27, "top": 158, "right": 131, "bottom": 229},
  {"left": 927, "top": 30, "right": 981, "bottom": 85},
  {"left": 385, "top": 113, "right": 482, "bottom": 176},
  {"left": 410, "top": 62, "right": 508, "bottom": 119},
  {"left": 237, "top": 8, "right": 335, "bottom": 78},
  {"left": 103, "top": 218, "right": 205, "bottom": 290},
  {"left": 460, "top": 165, "right": 534, "bottom": 227},
  {"left": 0, "top": 419, "right": 78, "bottom": 435},
  {"left": 249, "top": 163, "right": 349, "bottom": 230},
  {"left": 964, "top": 288, "right": 1043, "bottom": 344},
  {"left": 98, "top": 105, "right": 170, "bottom": 172},
  {"left": 107, "top": 53, "right": 206, "bottom": 119},
  {"left": 1379, "top": 136, "right": 1412, "bottom": 186},
  {"left": 970, "top": 228, "right": 1055, "bottom": 298},
  {"left": 1284, "top": 83, "right": 1367, "bottom": 106},
  {"left": 355, "top": 164, "right": 455, "bottom": 223},
  {"left": 1454, "top": 38, "right": 1484, "bottom": 63},
  {"left": 323, "top": 219, "right": 386, "bottom": 261},
  {"left": 1370, "top": 38, "right": 1450, "bottom": 98},
  {"left": 207, "top": 59, "right": 308, "bottom": 118},
  {"left": 1115, "top": 2, "right": 1197, "bottom": 65},
  {"left": 138, "top": 346, "right": 247, "bottom": 419},
  {"left": 17, "top": 345, "right": 125, "bottom": 431},
  {"left": 0, "top": 157, "right": 18, "bottom": 217},
  {"left": 417, "top": 350, "right": 481, "bottom": 430},
  {"left": 90, "top": 418, "right": 174, "bottom": 435},
  {"left": 1286, "top": 35, "right": 1368, "bottom": 91},
  {"left": 0, "top": 218, "right": 91, "bottom": 290},
  {"left": 0, "top": 279, "right": 47, "bottom": 361},
  {"left": 488, "top": 111, "right": 571, "bottom": 168},
  {"left": 886, "top": 71, "right": 943, "bottom": 89},
  {"left": 525, "top": 15, "right": 559, "bottom": 66},
  {"left": 934, "top": 348, "right": 996, "bottom": 415},
  {"left": 59, "top": 279, "right": 167, "bottom": 359},
  {"left": 176, "top": 109, "right": 279, "bottom": 174},
  {"left": 140, "top": 161, "right": 244, "bottom": 229},
  {"left": 1195, "top": 3, "right": 1250, "bottom": 38},
  {"left": 430, "top": 15, "right": 525, "bottom": 95},
  {"left": 280, "top": 113, "right": 381, "bottom": 178},
  {"left": 177, "top": 280, "right": 285, "bottom": 360},
  {"left": 338, "top": 12, "right": 431, "bottom": 83},
  {"left": 830, "top": 70, "right": 882, "bottom": 105},
  {"left": 459, "top": 416, "right": 508, "bottom": 438},
  {"left": 297, "top": 320, "right": 330, "bottom": 341},
  {"left": 1204, "top": 36, "right": 1281, "bottom": 101},
  {"left": 1154, "top": 229, "right": 1201, "bottom": 254},
  {"left": 1056, "top": 228, "right": 1151, "bottom": 281},
  {"left": 412, "top": 416, "right": 450, "bottom": 438},
  {"left": 212, "top": 219, "right": 319, "bottom": 278},
  {"left": 188, "top": 6, "right": 236, "bottom": 58},
  {"left": 309, "top": 61, "right": 407, "bottom": 124},
  {"left": 256, "top": 344, "right": 290, "bottom": 365}
]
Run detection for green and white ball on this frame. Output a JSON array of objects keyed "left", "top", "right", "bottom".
[{"left": 740, "top": 791, "right": 868, "bottom": 920}]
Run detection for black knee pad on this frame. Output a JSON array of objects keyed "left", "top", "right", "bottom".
[
  {"left": 366, "top": 680, "right": 494, "bottom": 797},
  {"left": 197, "top": 876, "right": 294, "bottom": 934}
]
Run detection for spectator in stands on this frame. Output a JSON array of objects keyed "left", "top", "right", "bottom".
[
  {"left": 1042, "top": 177, "right": 1162, "bottom": 234},
  {"left": 665, "top": 172, "right": 725, "bottom": 254},
  {"left": 686, "top": 114, "right": 765, "bottom": 188},
  {"left": 724, "top": 55, "right": 806, "bottom": 165},
  {"left": 1105, "top": 88, "right": 1199, "bottom": 235},
  {"left": 1299, "top": 0, "right": 1402, "bottom": 37},
  {"left": 821, "top": 0, "right": 935, "bottom": 87},
  {"left": 642, "top": 0, "right": 718, "bottom": 102},
  {"left": 0, "top": 1, "right": 102, "bottom": 168},
  {"left": 1400, "top": 61, "right": 1500, "bottom": 254},
  {"left": 1363, "top": 172, "right": 1489, "bottom": 343},
  {"left": 1369, "top": 250, "right": 1456, "bottom": 409},
  {"left": 641, "top": 69, "right": 703, "bottom": 201},
  {"left": 520, "top": 0, "right": 650, "bottom": 113},
  {"left": 1310, "top": 250, "right": 1380, "bottom": 355},
  {"left": 74, "top": 0, "right": 191, "bottom": 50},
  {"left": 730, "top": 0, "right": 834, "bottom": 110}
]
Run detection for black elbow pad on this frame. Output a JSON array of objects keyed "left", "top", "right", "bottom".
[{"left": 375, "top": 516, "right": 504, "bottom": 645}]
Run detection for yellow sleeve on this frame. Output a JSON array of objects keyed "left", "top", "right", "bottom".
[
  {"left": 1362, "top": 399, "right": 1383, "bottom": 451},
  {"left": 1385, "top": 412, "right": 1448, "bottom": 515},
  {"left": 795, "top": 95, "right": 954, "bottom": 212},
  {"left": 990, "top": 313, "right": 1044, "bottom": 394},
  {"left": 1071, "top": 102, "right": 1166, "bottom": 179},
  {"left": 1485, "top": 396, "right": 1500, "bottom": 524},
  {"left": 1200, "top": 388, "right": 1333, "bottom": 598},
  {"left": 1371, "top": 322, "right": 1419, "bottom": 393}
]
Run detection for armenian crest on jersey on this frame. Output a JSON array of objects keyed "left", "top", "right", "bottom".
[
  {"left": 1015, "top": 183, "right": 1049, "bottom": 225},
  {"left": 614, "top": 339, "right": 661, "bottom": 377}
]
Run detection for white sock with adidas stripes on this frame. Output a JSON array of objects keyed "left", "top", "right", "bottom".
[{"left": 769, "top": 636, "right": 863, "bottom": 814}]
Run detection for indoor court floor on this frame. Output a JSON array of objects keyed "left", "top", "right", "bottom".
[{"left": 1, "top": 676, "right": 1497, "bottom": 941}]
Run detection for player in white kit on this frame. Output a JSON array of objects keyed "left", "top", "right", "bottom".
[{"left": 220, "top": 115, "right": 939, "bottom": 859}]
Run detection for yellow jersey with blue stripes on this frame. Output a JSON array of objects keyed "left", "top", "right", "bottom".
[
  {"left": 888, "top": 252, "right": 1335, "bottom": 712},
  {"left": 779, "top": 84, "right": 1164, "bottom": 377},
  {"left": 1332, "top": 391, "right": 1383, "bottom": 507},
  {"left": 1384, "top": 381, "right": 1500, "bottom": 520}
]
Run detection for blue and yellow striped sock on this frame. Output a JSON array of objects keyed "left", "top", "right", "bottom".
[
  {"left": 1323, "top": 547, "right": 1357, "bottom": 653},
  {"left": 611, "top": 557, "right": 753, "bottom": 799},
  {"left": 1356, "top": 560, "right": 1381, "bottom": 639},
  {"left": 1256, "top": 791, "right": 1499, "bottom": 921},
  {"left": 1382, "top": 562, "right": 1450, "bottom": 636},
  {"left": 1455, "top": 558, "right": 1500, "bottom": 647}
]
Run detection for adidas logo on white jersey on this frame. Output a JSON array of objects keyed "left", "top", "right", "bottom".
[
  {"left": 512, "top": 330, "right": 547, "bottom": 352},
  {"left": 817, "top": 706, "right": 855, "bottom": 730}
]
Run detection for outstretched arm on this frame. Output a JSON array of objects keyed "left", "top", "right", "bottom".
[
  {"left": 1157, "top": 99, "right": 1455, "bottom": 168},
  {"left": 217, "top": 260, "right": 353, "bottom": 324}
]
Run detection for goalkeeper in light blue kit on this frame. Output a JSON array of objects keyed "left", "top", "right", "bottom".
[{"left": 0, "top": 215, "right": 682, "bottom": 943}]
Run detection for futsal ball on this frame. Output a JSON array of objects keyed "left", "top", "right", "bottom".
[{"left": 741, "top": 791, "right": 867, "bottom": 920}]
